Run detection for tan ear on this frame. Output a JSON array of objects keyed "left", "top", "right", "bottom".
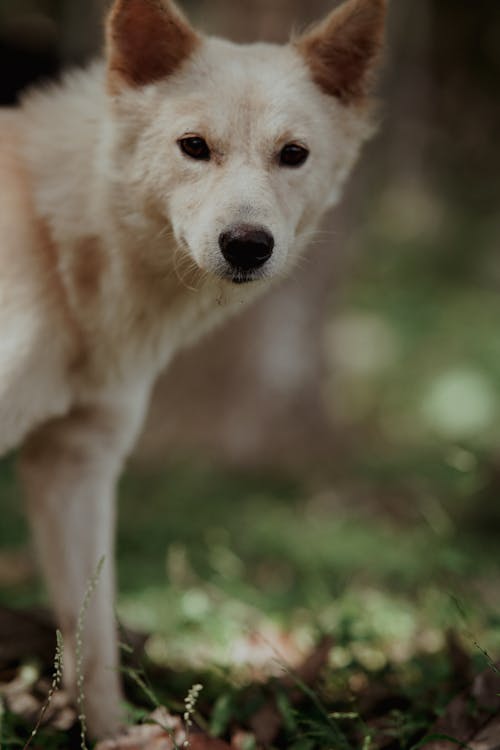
[
  {"left": 106, "top": 0, "right": 200, "bottom": 92},
  {"left": 295, "top": 0, "right": 387, "bottom": 104}
]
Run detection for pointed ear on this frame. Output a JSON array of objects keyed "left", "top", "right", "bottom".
[
  {"left": 295, "top": 0, "right": 387, "bottom": 105},
  {"left": 106, "top": 0, "right": 200, "bottom": 93}
]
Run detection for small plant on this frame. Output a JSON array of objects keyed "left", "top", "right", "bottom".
[
  {"left": 183, "top": 684, "right": 203, "bottom": 748},
  {"left": 23, "top": 630, "right": 64, "bottom": 750}
]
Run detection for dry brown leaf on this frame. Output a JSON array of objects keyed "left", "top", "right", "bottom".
[
  {"left": 467, "top": 715, "right": 500, "bottom": 750},
  {"left": 95, "top": 709, "right": 231, "bottom": 750},
  {"left": 422, "top": 663, "right": 500, "bottom": 750},
  {"left": 285, "top": 635, "right": 334, "bottom": 692},
  {"left": 95, "top": 709, "right": 184, "bottom": 750},
  {"left": 1, "top": 665, "right": 77, "bottom": 732},
  {"left": 248, "top": 702, "right": 283, "bottom": 747},
  {"left": 188, "top": 734, "right": 232, "bottom": 750}
]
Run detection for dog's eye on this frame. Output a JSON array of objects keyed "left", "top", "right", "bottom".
[
  {"left": 179, "top": 136, "right": 211, "bottom": 161},
  {"left": 279, "top": 143, "right": 309, "bottom": 168}
]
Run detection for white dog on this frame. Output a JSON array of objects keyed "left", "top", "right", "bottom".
[{"left": 0, "top": 0, "right": 386, "bottom": 737}]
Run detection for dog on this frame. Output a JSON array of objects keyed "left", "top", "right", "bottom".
[{"left": 0, "top": 0, "right": 386, "bottom": 737}]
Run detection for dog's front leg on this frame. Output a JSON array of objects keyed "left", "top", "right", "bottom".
[{"left": 19, "top": 399, "right": 148, "bottom": 738}]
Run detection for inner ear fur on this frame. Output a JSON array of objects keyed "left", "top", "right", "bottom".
[
  {"left": 107, "top": 0, "right": 200, "bottom": 93},
  {"left": 295, "top": 0, "right": 387, "bottom": 105}
]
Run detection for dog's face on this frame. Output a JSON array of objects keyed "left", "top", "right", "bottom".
[{"left": 106, "top": 0, "right": 386, "bottom": 286}]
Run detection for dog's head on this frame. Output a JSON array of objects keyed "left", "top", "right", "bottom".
[{"left": 105, "top": 0, "right": 386, "bottom": 286}]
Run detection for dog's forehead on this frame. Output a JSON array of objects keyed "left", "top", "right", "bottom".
[
  {"left": 164, "top": 37, "right": 323, "bottom": 136},
  {"left": 200, "top": 37, "right": 303, "bottom": 82}
]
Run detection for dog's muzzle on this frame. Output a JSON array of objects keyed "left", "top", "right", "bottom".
[{"left": 219, "top": 224, "right": 274, "bottom": 276}]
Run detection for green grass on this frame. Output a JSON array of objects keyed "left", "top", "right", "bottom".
[{"left": 0, "top": 455, "right": 499, "bottom": 749}]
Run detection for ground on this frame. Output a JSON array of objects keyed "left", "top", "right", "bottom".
[{"left": 0, "top": 453, "right": 499, "bottom": 749}]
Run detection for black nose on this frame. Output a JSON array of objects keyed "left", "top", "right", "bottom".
[{"left": 219, "top": 225, "right": 274, "bottom": 271}]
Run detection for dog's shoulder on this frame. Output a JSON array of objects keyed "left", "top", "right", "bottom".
[{"left": 0, "top": 108, "right": 55, "bottom": 290}]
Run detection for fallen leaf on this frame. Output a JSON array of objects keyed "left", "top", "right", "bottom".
[
  {"left": 96, "top": 709, "right": 184, "bottom": 750},
  {"left": 248, "top": 701, "right": 283, "bottom": 746},
  {"left": 467, "top": 715, "right": 500, "bottom": 750},
  {"left": 421, "top": 663, "right": 500, "bottom": 750},
  {"left": 95, "top": 708, "right": 231, "bottom": 750},
  {"left": 189, "top": 734, "right": 232, "bottom": 750}
]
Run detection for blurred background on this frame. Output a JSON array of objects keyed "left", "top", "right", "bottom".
[{"left": 0, "top": 0, "right": 499, "bottom": 732}]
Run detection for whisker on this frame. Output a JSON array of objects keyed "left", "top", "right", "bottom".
[
  {"left": 172, "top": 242, "right": 202, "bottom": 292},
  {"left": 154, "top": 223, "right": 175, "bottom": 243}
]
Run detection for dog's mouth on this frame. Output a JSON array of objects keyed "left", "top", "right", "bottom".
[
  {"left": 231, "top": 277, "right": 254, "bottom": 285},
  {"left": 221, "top": 268, "right": 264, "bottom": 285},
  {"left": 230, "top": 272, "right": 258, "bottom": 285}
]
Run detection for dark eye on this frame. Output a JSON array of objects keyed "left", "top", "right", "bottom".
[
  {"left": 178, "top": 136, "right": 211, "bottom": 161},
  {"left": 279, "top": 143, "right": 309, "bottom": 168}
]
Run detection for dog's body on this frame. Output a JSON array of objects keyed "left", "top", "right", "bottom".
[{"left": 0, "top": 0, "right": 386, "bottom": 737}]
